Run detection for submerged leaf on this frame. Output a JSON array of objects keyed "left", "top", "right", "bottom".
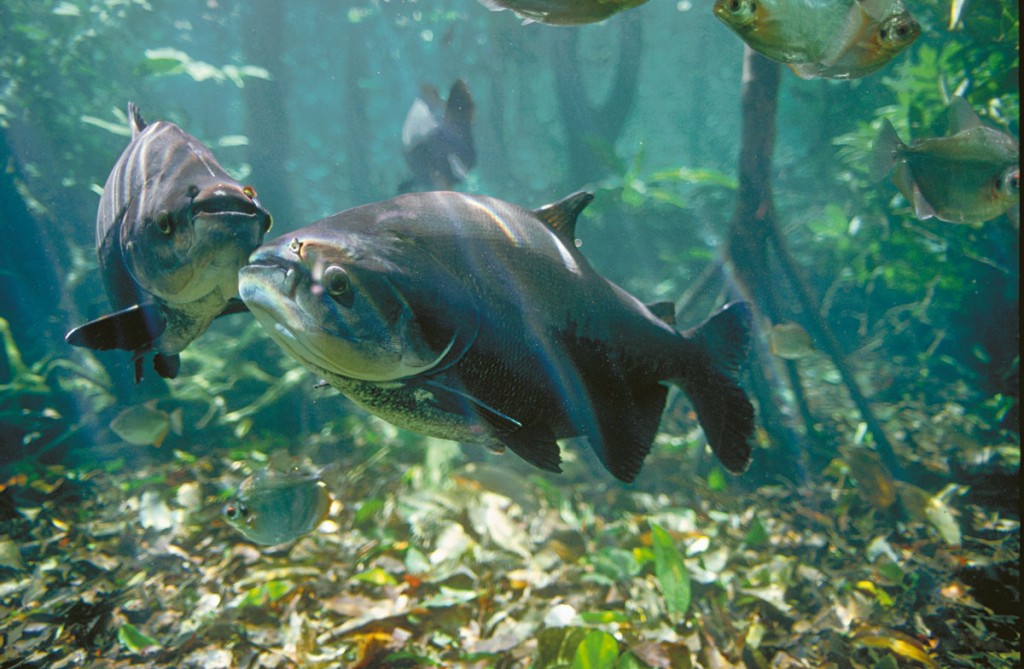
[
  {"left": 650, "top": 522, "right": 691, "bottom": 621},
  {"left": 117, "top": 623, "right": 162, "bottom": 654},
  {"left": 571, "top": 630, "right": 620, "bottom": 669},
  {"left": 852, "top": 627, "right": 938, "bottom": 668}
]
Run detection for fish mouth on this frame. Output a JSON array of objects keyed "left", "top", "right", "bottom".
[
  {"left": 238, "top": 260, "right": 347, "bottom": 376},
  {"left": 191, "top": 184, "right": 264, "bottom": 220}
]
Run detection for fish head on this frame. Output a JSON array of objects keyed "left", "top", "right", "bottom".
[
  {"left": 223, "top": 498, "right": 255, "bottom": 534},
  {"left": 712, "top": 0, "right": 762, "bottom": 30},
  {"left": 996, "top": 164, "right": 1020, "bottom": 204},
  {"left": 240, "top": 225, "right": 473, "bottom": 383},
  {"left": 873, "top": 9, "right": 920, "bottom": 56},
  {"left": 119, "top": 129, "right": 273, "bottom": 305}
]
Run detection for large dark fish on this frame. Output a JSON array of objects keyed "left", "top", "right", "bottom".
[
  {"left": 400, "top": 80, "right": 475, "bottom": 192},
  {"left": 66, "top": 104, "right": 273, "bottom": 381},
  {"left": 239, "top": 191, "right": 755, "bottom": 482}
]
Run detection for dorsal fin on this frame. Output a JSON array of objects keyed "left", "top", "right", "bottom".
[
  {"left": 646, "top": 301, "right": 676, "bottom": 326},
  {"left": 947, "top": 96, "right": 981, "bottom": 135},
  {"left": 127, "top": 102, "right": 147, "bottom": 138},
  {"left": 534, "top": 191, "right": 593, "bottom": 243},
  {"left": 442, "top": 79, "right": 474, "bottom": 133}
]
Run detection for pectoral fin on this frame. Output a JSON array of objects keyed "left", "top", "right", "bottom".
[
  {"left": 66, "top": 303, "right": 166, "bottom": 352},
  {"left": 422, "top": 379, "right": 563, "bottom": 473}
]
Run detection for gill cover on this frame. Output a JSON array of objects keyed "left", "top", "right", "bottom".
[{"left": 243, "top": 234, "right": 479, "bottom": 383}]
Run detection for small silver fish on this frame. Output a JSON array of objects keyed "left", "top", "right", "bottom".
[
  {"left": 871, "top": 96, "right": 1020, "bottom": 224},
  {"left": 769, "top": 322, "right": 815, "bottom": 360},
  {"left": 223, "top": 469, "right": 331, "bottom": 546},
  {"left": 109, "top": 403, "right": 182, "bottom": 447}
]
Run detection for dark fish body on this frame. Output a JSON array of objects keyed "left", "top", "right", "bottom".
[
  {"left": 871, "top": 97, "right": 1020, "bottom": 224},
  {"left": 401, "top": 80, "right": 476, "bottom": 191},
  {"left": 66, "top": 104, "right": 273, "bottom": 380},
  {"left": 239, "top": 191, "right": 755, "bottom": 482},
  {"left": 478, "top": 0, "right": 649, "bottom": 25}
]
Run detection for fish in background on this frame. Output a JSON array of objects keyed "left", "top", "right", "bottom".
[
  {"left": 399, "top": 80, "right": 476, "bottom": 192},
  {"left": 769, "top": 322, "right": 815, "bottom": 360},
  {"left": 65, "top": 103, "right": 273, "bottom": 382},
  {"left": 109, "top": 403, "right": 182, "bottom": 447},
  {"left": 239, "top": 190, "right": 756, "bottom": 483},
  {"left": 223, "top": 468, "right": 332, "bottom": 546},
  {"left": 713, "top": 0, "right": 920, "bottom": 79},
  {"left": 871, "top": 96, "right": 1020, "bottom": 225},
  {"left": 477, "top": 0, "right": 649, "bottom": 25}
]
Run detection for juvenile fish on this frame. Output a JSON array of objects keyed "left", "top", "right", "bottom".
[
  {"left": 109, "top": 403, "right": 182, "bottom": 447},
  {"left": 223, "top": 469, "right": 331, "bottom": 546},
  {"left": 66, "top": 104, "right": 273, "bottom": 381},
  {"left": 871, "top": 97, "right": 1020, "bottom": 224}
]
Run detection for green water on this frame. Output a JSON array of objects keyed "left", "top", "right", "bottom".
[{"left": 0, "top": 1, "right": 1018, "bottom": 667}]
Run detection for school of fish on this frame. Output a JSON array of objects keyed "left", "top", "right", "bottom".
[{"left": 63, "top": 0, "right": 1018, "bottom": 544}]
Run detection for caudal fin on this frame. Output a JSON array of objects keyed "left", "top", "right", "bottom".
[
  {"left": 870, "top": 118, "right": 904, "bottom": 183},
  {"left": 678, "top": 302, "right": 755, "bottom": 473}
]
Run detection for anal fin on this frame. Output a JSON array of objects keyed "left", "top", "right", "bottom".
[
  {"left": 422, "top": 379, "right": 562, "bottom": 473},
  {"left": 588, "top": 383, "right": 667, "bottom": 483}
]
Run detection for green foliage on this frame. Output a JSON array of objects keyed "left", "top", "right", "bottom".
[
  {"left": 649, "top": 521, "right": 691, "bottom": 623},
  {"left": 571, "top": 630, "right": 620, "bottom": 669},
  {"left": 116, "top": 622, "right": 162, "bottom": 654},
  {"left": 139, "top": 48, "right": 270, "bottom": 87}
]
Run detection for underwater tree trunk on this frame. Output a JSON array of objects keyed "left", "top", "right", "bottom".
[
  {"left": 724, "top": 47, "right": 902, "bottom": 477},
  {"left": 343, "top": 28, "right": 374, "bottom": 203},
  {"left": 0, "top": 124, "right": 78, "bottom": 356},
  {"left": 241, "top": 0, "right": 297, "bottom": 227},
  {"left": 549, "top": 12, "right": 642, "bottom": 184}
]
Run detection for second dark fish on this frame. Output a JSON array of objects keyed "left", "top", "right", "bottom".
[{"left": 400, "top": 80, "right": 476, "bottom": 192}]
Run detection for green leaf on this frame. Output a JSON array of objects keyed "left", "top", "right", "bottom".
[
  {"left": 744, "top": 516, "right": 769, "bottom": 547},
  {"left": 707, "top": 467, "right": 727, "bottom": 491},
  {"left": 117, "top": 623, "right": 162, "bottom": 653},
  {"left": 353, "top": 567, "right": 398, "bottom": 586},
  {"left": 579, "top": 610, "right": 629, "bottom": 624},
  {"left": 238, "top": 580, "right": 294, "bottom": 608},
  {"left": 649, "top": 521, "right": 691, "bottom": 621},
  {"left": 535, "top": 627, "right": 589, "bottom": 669},
  {"left": 572, "top": 630, "right": 620, "bottom": 669},
  {"left": 354, "top": 498, "right": 384, "bottom": 526}
]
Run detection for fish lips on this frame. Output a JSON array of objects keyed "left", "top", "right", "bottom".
[
  {"left": 239, "top": 256, "right": 354, "bottom": 376},
  {"left": 190, "top": 183, "right": 271, "bottom": 233}
]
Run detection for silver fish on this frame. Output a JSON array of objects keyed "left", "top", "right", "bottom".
[{"left": 223, "top": 468, "right": 331, "bottom": 546}]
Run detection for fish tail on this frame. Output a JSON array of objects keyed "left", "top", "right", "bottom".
[
  {"left": 870, "top": 118, "right": 904, "bottom": 183},
  {"left": 674, "top": 302, "right": 755, "bottom": 473}
]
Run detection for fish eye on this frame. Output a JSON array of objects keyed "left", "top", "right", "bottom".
[
  {"left": 224, "top": 502, "right": 249, "bottom": 521},
  {"left": 155, "top": 211, "right": 173, "bottom": 236},
  {"left": 186, "top": 184, "right": 200, "bottom": 199},
  {"left": 323, "top": 265, "right": 352, "bottom": 301},
  {"left": 288, "top": 238, "right": 303, "bottom": 255},
  {"left": 243, "top": 185, "right": 257, "bottom": 199}
]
